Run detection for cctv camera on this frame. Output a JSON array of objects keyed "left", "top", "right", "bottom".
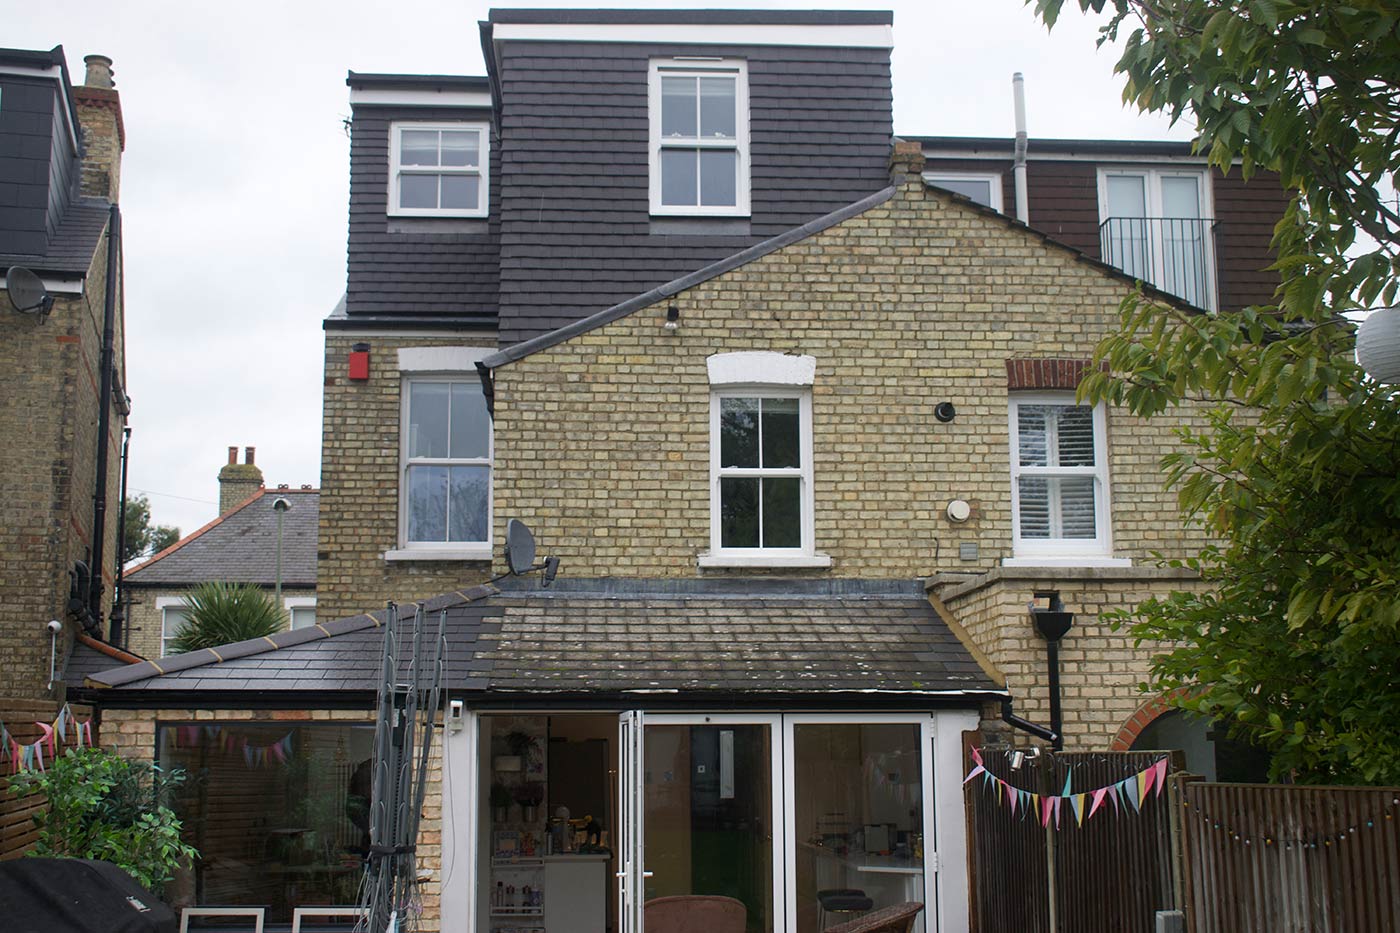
[{"left": 46, "top": 619, "right": 62, "bottom": 634}]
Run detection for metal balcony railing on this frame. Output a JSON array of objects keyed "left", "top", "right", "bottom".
[{"left": 1099, "top": 216, "right": 1219, "bottom": 310}]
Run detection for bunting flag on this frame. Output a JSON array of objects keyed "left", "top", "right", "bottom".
[
  {"left": 966, "top": 749, "right": 1170, "bottom": 829},
  {"left": 1, "top": 706, "right": 96, "bottom": 775}
]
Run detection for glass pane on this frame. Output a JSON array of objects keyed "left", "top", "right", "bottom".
[
  {"left": 1018, "top": 476, "right": 1051, "bottom": 538},
  {"left": 661, "top": 75, "right": 698, "bottom": 138},
  {"left": 699, "top": 76, "right": 737, "bottom": 138},
  {"left": 400, "top": 129, "right": 439, "bottom": 166},
  {"left": 407, "top": 465, "right": 448, "bottom": 542},
  {"left": 793, "top": 723, "right": 925, "bottom": 933},
  {"left": 700, "top": 149, "right": 738, "bottom": 207},
  {"left": 399, "top": 174, "right": 438, "bottom": 210},
  {"left": 1054, "top": 405, "right": 1096, "bottom": 467},
  {"left": 760, "top": 398, "right": 800, "bottom": 468},
  {"left": 1105, "top": 174, "right": 1146, "bottom": 217},
  {"left": 645, "top": 724, "right": 774, "bottom": 932},
  {"left": 931, "top": 177, "right": 994, "bottom": 208},
  {"left": 721, "top": 477, "right": 760, "bottom": 548},
  {"left": 163, "top": 608, "right": 189, "bottom": 655},
  {"left": 439, "top": 130, "right": 478, "bottom": 168},
  {"left": 159, "top": 723, "right": 376, "bottom": 924},
  {"left": 439, "top": 174, "right": 479, "bottom": 211},
  {"left": 1160, "top": 175, "right": 1201, "bottom": 218},
  {"left": 289, "top": 606, "right": 316, "bottom": 630},
  {"left": 408, "top": 382, "right": 450, "bottom": 458},
  {"left": 761, "top": 477, "right": 801, "bottom": 548},
  {"left": 1017, "top": 405, "right": 1049, "bottom": 467},
  {"left": 447, "top": 465, "right": 489, "bottom": 542},
  {"left": 1056, "top": 476, "right": 1098, "bottom": 538},
  {"left": 449, "top": 382, "right": 491, "bottom": 460},
  {"left": 720, "top": 397, "right": 760, "bottom": 468},
  {"left": 661, "top": 148, "right": 698, "bottom": 206}
]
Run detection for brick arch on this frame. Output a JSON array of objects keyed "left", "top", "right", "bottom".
[{"left": 1110, "top": 691, "right": 1189, "bottom": 751}]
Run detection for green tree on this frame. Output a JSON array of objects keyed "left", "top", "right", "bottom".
[
  {"left": 168, "top": 581, "right": 286, "bottom": 654},
  {"left": 1030, "top": 1, "right": 1400, "bottom": 783},
  {"left": 9, "top": 747, "right": 198, "bottom": 892},
  {"left": 122, "top": 494, "right": 180, "bottom": 564}
]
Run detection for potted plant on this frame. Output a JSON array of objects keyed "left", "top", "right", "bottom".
[
  {"left": 514, "top": 783, "right": 545, "bottom": 823},
  {"left": 490, "top": 781, "right": 513, "bottom": 823}
]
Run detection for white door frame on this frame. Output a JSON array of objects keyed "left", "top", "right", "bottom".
[{"left": 439, "top": 708, "right": 480, "bottom": 933}]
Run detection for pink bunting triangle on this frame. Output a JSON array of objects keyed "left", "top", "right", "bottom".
[
  {"left": 1142, "top": 763, "right": 1156, "bottom": 799},
  {"left": 963, "top": 764, "right": 986, "bottom": 785},
  {"left": 971, "top": 746, "right": 983, "bottom": 766},
  {"left": 1153, "top": 758, "right": 1169, "bottom": 797},
  {"left": 1008, "top": 784, "right": 1018, "bottom": 814},
  {"left": 1089, "top": 787, "right": 1109, "bottom": 820},
  {"left": 1041, "top": 795, "right": 1054, "bottom": 828},
  {"left": 34, "top": 722, "right": 54, "bottom": 759}
]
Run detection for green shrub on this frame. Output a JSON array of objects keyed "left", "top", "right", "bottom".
[
  {"left": 8, "top": 747, "right": 198, "bottom": 892},
  {"left": 169, "top": 581, "right": 285, "bottom": 653}
]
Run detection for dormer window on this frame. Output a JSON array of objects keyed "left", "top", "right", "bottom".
[
  {"left": 649, "top": 60, "right": 750, "bottom": 216},
  {"left": 389, "top": 122, "right": 489, "bottom": 217}
]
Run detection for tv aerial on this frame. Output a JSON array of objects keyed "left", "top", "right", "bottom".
[
  {"left": 5, "top": 267, "right": 54, "bottom": 320},
  {"left": 496, "top": 518, "right": 560, "bottom": 586}
]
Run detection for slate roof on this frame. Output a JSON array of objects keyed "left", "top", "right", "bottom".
[
  {"left": 84, "top": 579, "right": 1002, "bottom": 703},
  {"left": 124, "top": 488, "right": 318, "bottom": 587},
  {"left": 0, "top": 198, "right": 110, "bottom": 277},
  {"left": 62, "top": 634, "right": 143, "bottom": 690}
]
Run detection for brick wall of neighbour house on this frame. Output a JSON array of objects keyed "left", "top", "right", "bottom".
[
  {"left": 489, "top": 166, "right": 1216, "bottom": 580},
  {"left": 103, "top": 707, "right": 446, "bottom": 931},
  {"left": 122, "top": 584, "right": 319, "bottom": 660},
  {"left": 318, "top": 333, "right": 498, "bottom": 620},
  {"left": 934, "top": 568, "right": 1208, "bottom": 752},
  {"left": 0, "top": 225, "right": 124, "bottom": 700}
]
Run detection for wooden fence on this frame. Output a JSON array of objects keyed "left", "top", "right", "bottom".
[
  {"left": 966, "top": 745, "right": 1181, "bottom": 933},
  {"left": 1180, "top": 780, "right": 1400, "bottom": 932},
  {"left": 0, "top": 697, "right": 98, "bottom": 860}
]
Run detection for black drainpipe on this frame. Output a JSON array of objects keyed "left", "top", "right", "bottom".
[
  {"left": 1001, "top": 592, "right": 1075, "bottom": 750},
  {"left": 475, "top": 360, "right": 495, "bottom": 417},
  {"left": 109, "top": 425, "right": 132, "bottom": 648},
  {"left": 87, "top": 204, "right": 121, "bottom": 634}
]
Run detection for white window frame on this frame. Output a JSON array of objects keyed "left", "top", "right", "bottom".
[
  {"left": 648, "top": 58, "right": 751, "bottom": 217},
  {"left": 702, "top": 387, "right": 827, "bottom": 568},
  {"left": 157, "top": 597, "right": 190, "bottom": 657},
  {"left": 1096, "top": 166, "right": 1216, "bottom": 310},
  {"left": 284, "top": 596, "right": 317, "bottom": 630},
  {"left": 1007, "top": 393, "right": 1122, "bottom": 565},
  {"left": 388, "top": 352, "right": 495, "bottom": 562},
  {"left": 388, "top": 122, "right": 489, "bottom": 218},
  {"left": 922, "top": 170, "right": 1004, "bottom": 212}
]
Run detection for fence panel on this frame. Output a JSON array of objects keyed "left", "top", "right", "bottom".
[
  {"left": 1182, "top": 781, "right": 1400, "bottom": 933},
  {"left": 0, "top": 698, "right": 98, "bottom": 860}
]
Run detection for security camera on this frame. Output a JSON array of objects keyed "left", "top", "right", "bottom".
[{"left": 46, "top": 619, "right": 62, "bottom": 634}]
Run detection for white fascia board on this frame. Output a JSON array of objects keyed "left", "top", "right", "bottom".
[
  {"left": 41, "top": 277, "right": 85, "bottom": 295},
  {"left": 921, "top": 146, "right": 1217, "bottom": 166},
  {"left": 492, "top": 22, "right": 894, "bottom": 49},
  {"left": 397, "top": 346, "right": 495, "bottom": 372},
  {"left": 0, "top": 64, "right": 79, "bottom": 151},
  {"left": 707, "top": 351, "right": 816, "bottom": 386},
  {"left": 350, "top": 87, "right": 493, "bottom": 108}
]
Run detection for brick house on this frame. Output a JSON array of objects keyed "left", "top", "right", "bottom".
[
  {"left": 0, "top": 46, "right": 130, "bottom": 701},
  {"left": 85, "top": 10, "right": 1289, "bottom": 932}
]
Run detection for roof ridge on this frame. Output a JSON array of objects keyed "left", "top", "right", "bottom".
[{"left": 125, "top": 486, "right": 269, "bottom": 578}]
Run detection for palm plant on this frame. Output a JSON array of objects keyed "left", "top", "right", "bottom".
[{"left": 168, "top": 581, "right": 286, "bottom": 653}]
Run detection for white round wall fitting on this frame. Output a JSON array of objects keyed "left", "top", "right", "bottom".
[{"left": 946, "top": 499, "right": 972, "bottom": 523}]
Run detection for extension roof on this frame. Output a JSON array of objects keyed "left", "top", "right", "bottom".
[
  {"left": 83, "top": 578, "right": 1002, "bottom": 707},
  {"left": 124, "top": 488, "right": 318, "bottom": 588}
]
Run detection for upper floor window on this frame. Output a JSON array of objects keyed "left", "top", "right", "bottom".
[
  {"left": 1098, "top": 167, "right": 1215, "bottom": 310},
  {"left": 400, "top": 376, "right": 492, "bottom": 555},
  {"left": 389, "top": 122, "right": 488, "bottom": 217},
  {"left": 649, "top": 59, "right": 750, "bottom": 216},
  {"left": 1008, "top": 394, "right": 1111, "bottom": 561},
  {"left": 923, "top": 171, "right": 1003, "bottom": 212}
]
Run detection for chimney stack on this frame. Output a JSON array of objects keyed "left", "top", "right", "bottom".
[
  {"left": 217, "top": 444, "right": 264, "bottom": 514},
  {"left": 72, "top": 54, "right": 124, "bottom": 202}
]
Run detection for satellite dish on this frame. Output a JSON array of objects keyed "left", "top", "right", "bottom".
[
  {"left": 6, "top": 266, "right": 54, "bottom": 318},
  {"left": 504, "top": 518, "right": 537, "bottom": 575}
]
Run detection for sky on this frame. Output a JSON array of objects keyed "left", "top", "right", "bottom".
[{"left": 6, "top": 0, "right": 1190, "bottom": 537}]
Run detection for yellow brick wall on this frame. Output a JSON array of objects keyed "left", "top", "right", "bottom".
[{"left": 103, "top": 707, "right": 444, "bottom": 932}]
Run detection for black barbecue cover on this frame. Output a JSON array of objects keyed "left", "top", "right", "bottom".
[{"left": 0, "top": 858, "right": 177, "bottom": 932}]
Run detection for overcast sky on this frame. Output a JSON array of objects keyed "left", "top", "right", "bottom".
[{"left": 8, "top": 0, "right": 1189, "bottom": 536}]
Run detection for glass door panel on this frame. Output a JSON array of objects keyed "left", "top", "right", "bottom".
[
  {"left": 643, "top": 722, "right": 775, "bottom": 933},
  {"left": 618, "top": 712, "right": 646, "bottom": 933},
  {"left": 791, "top": 723, "right": 927, "bottom": 933}
]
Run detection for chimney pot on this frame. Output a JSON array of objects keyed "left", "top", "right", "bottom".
[
  {"left": 245, "top": 446, "right": 255, "bottom": 465},
  {"left": 83, "top": 54, "right": 115, "bottom": 89},
  {"left": 227, "top": 446, "right": 237, "bottom": 465}
]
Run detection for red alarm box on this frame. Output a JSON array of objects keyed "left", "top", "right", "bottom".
[{"left": 348, "top": 343, "right": 370, "bottom": 381}]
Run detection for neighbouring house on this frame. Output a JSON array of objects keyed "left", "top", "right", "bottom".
[
  {"left": 82, "top": 9, "right": 1290, "bottom": 933},
  {"left": 0, "top": 46, "right": 130, "bottom": 701},
  {"left": 120, "top": 447, "right": 319, "bottom": 658}
]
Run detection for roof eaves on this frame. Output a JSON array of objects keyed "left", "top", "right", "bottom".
[
  {"left": 124, "top": 487, "right": 268, "bottom": 581},
  {"left": 482, "top": 185, "right": 898, "bottom": 369},
  {"left": 346, "top": 71, "right": 489, "bottom": 90},
  {"left": 487, "top": 9, "right": 894, "bottom": 26}
]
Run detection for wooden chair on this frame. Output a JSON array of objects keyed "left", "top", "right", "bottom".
[
  {"left": 824, "top": 901, "right": 924, "bottom": 933},
  {"left": 644, "top": 894, "right": 747, "bottom": 933}
]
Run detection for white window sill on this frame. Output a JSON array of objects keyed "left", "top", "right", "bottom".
[
  {"left": 697, "top": 551, "right": 833, "bottom": 569},
  {"left": 384, "top": 545, "right": 492, "bottom": 563},
  {"left": 649, "top": 208, "right": 751, "bottom": 219},
  {"left": 1002, "top": 557, "right": 1133, "bottom": 569}
]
